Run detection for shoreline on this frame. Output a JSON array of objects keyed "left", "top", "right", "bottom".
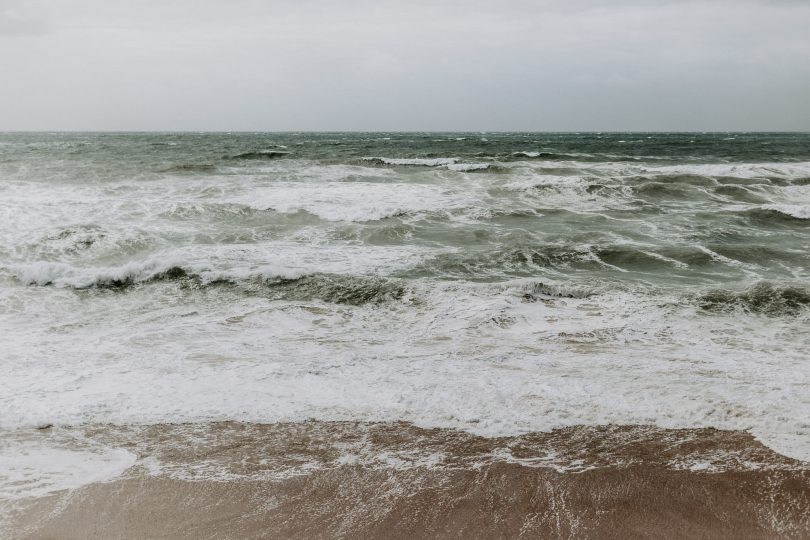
[{"left": 3, "top": 421, "right": 809, "bottom": 539}]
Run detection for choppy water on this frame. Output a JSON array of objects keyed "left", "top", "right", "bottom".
[{"left": 1, "top": 132, "right": 810, "bottom": 492}]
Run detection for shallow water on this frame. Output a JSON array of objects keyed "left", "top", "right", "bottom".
[
  {"left": 2, "top": 422, "right": 809, "bottom": 539},
  {"left": 1, "top": 132, "right": 809, "bottom": 500}
]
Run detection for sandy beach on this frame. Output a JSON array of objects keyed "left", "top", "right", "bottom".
[{"left": 3, "top": 421, "right": 808, "bottom": 539}]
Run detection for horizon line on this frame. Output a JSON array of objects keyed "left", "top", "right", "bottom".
[{"left": 2, "top": 130, "right": 810, "bottom": 135}]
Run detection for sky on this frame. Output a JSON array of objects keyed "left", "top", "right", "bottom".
[{"left": 1, "top": 0, "right": 809, "bottom": 131}]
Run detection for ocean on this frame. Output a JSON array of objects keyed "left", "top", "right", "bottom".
[{"left": 2, "top": 132, "right": 809, "bottom": 536}]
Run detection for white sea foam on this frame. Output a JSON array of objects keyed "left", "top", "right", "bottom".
[
  {"left": 228, "top": 182, "right": 480, "bottom": 221},
  {"left": 505, "top": 161, "right": 810, "bottom": 182},
  {"left": 366, "top": 157, "right": 491, "bottom": 172},
  {"left": 446, "top": 163, "right": 490, "bottom": 172},
  {"left": 0, "top": 439, "right": 135, "bottom": 500},
  {"left": 640, "top": 162, "right": 810, "bottom": 180},
  {"left": 1, "top": 279, "right": 809, "bottom": 462}
]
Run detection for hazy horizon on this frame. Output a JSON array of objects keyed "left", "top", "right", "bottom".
[
  {"left": 2, "top": 0, "right": 810, "bottom": 131},
  {"left": 3, "top": 130, "right": 810, "bottom": 135}
]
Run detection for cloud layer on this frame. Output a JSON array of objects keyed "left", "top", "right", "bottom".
[{"left": 2, "top": 0, "right": 809, "bottom": 130}]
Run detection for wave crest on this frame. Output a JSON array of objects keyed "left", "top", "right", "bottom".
[
  {"left": 225, "top": 150, "right": 291, "bottom": 160},
  {"left": 9, "top": 261, "right": 409, "bottom": 306},
  {"left": 363, "top": 157, "right": 459, "bottom": 167},
  {"left": 699, "top": 282, "right": 810, "bottom": 316}
]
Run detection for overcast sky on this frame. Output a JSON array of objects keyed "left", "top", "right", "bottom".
[{"left": 2, "top": 0, "right": 809, "bottom": 131}]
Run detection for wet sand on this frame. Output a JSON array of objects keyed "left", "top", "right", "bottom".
[{"left": 3, "top": 422, "right": 809, "bottom": 539}]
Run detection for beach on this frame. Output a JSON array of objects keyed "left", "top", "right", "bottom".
[{"left": 4, "top": 422, "right": 809, "bottom": 539}]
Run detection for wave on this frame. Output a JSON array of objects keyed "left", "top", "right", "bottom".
[
  {"left": 253, "top": 274, "right": 407, "bottom": 305},
  {"left": 8, "top": 259, "right": 409, "bottom": 306},
  {"left": 760, "top": 204, "right": 810, "bottom": 220},
  {"left": 362, "top": 156, "right": 495, "bottom": 172},
  {"left": 9, "top": 260, "right": 197, "bottom": 289},
  {"left": 227, "top": 182, "right": 477, "bottom": 222},
  {"left": 712, "top": 185, "right": 768, "bottom": 203},
  {"left": 627, "top": 174, "right": 718, "bottom": 187},
  {"left": 363, "top": 157, "right": 459, "bottom": 167},
  {"left": 406, "top": 239, "right": 810, "bottom": 281},
  {"left": 509, "top": 280, "right": 595, "bottom": 300},
  {"left": 225, "top": 150, "right": 291, "bottom": 160},
  {"left": 446, "top": 163, "right": 491, "bottom": 172},
  {"left": 39, "top": 224, "right": 106, "bottom": 253},
  {"left": 705, "top": 244, "right": 805, "bottom": 266},
  {"left": 506, "top": 162, "right": 810, "bottom": 187},
  {"left": 159, "top": 202, "right": 321, "bottom": 224},
  {"left": 699, "top": 282, "right": 810, "bottom": 316},
  {"left": 631, "top": 181, "right": 703, "bottom": 199},
  {"left": 402, "top": 244, "right": 735, "bottom": 279},
  {"left": 650, "top": 162, "right": 810, "bottom": 181},
  {"left": 20, "top": 226, "right": 157, "bottom": 261},
  {"left": 510, "top": 151, "right": 593, "bottom": 161},
  {"left": 160, "top": 163, "right": 217, "bottom": 173},
  {"left": 738, "top": 206, "right": 810, "bottom": 225}
]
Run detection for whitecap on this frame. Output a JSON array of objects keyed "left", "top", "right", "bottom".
[{"left": 446, "top": 163, "right": 490, "bottom": 172}]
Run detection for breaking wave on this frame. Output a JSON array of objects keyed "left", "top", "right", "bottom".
[
  {"left": 361, "top": 157, "right": 492, "bottom": 171},
  {"left": 363, "top": 157, "right": 459, "bottom": 167},
  {"left": 446, "top": 162, "right": 491, "bottom": 172},
  {"left": 8, "top": 260, "right": 409, "bottom": 306},
  {"left": 699, "top": 282, "right": 810, "bottom": 316}
]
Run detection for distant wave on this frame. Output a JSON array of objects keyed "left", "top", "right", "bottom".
[
  {"left": 225, "top": 150, "right": 291, "bottom": 160},
  {"left": 363, "top": 157, "right": 459, "bottom": 167},
  {"left": 446, "top": 163, "right": 491, "bottom": 172},
  {"left": 363, "top": 157, "right": 492, "bottom": 172},
  {"left": 510, "top": 151, "right": 589, "bottom": 160},
  {"left": 228, "top": 181, "right": 478, "bottom": 222},
  {"left": 650, "top": 162, "right": 810, "bottom": 181},
  {"left": 627, "top": 174, "right": 718, "bottom": 187},
  {"left": 160, "top": 163, "right": 217, "bottom": 173}
]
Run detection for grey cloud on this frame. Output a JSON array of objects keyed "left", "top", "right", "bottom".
[
  {"left": 0, "top": 0, "right": 808, "bottom": 130},
  {"left": 0, "top": 0, "right": 50, "bottom": 36}
]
